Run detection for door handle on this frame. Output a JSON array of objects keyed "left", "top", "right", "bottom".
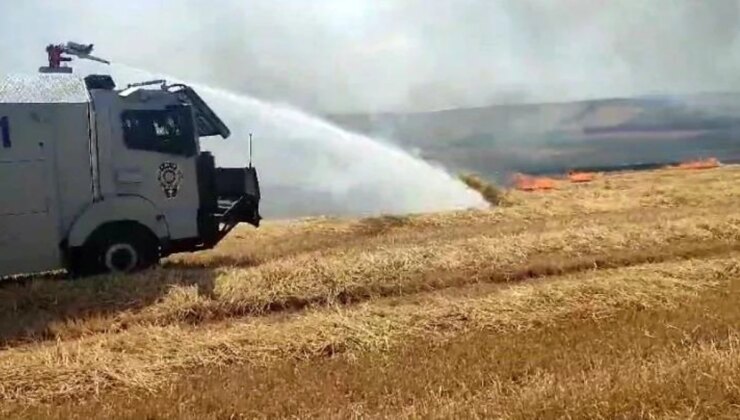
[{"left": 116, "top": 168, "right": 144, "bottom": 184}]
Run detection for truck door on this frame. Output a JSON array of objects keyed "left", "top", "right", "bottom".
[
  {"left": 107, "top": 104, "right": 201, "bottom": 241},
  {"left": 0, "top": 106, "right": 62, "bottom": 276}
]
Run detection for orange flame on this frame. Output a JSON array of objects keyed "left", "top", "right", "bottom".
[
  {"left": 568, "top": 171, "right": 595, "bottom": 183},
  {"left": 676, "top": 157, "right": 720, "bottom": 170},
  {"left": 514, "top": 173, "right": 557, "bottom": 191}
]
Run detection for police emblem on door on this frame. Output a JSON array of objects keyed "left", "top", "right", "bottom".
[{"left": 158, "top": 162, "right": 183, "bottom": 199}]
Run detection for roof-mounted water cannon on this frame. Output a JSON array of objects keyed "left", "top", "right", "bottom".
[{"left": 39, "top": 42, "right": 110, "bottom": 74}]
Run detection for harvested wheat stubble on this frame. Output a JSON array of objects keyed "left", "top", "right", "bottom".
[
  {"left": 1, "top": 255, "right": 737, "bottom": 405},
  {"left": 390, "top": 331, "right": 740, "bottom": 420},
  {"left": 3, "top": 212, "right": 740, "bottom": 345},
  {"left": 4, "top": 166, "right": 740, "bottom": 417},
  {"left": 24, "top": 274, "right": 740, "bottom": 420}
]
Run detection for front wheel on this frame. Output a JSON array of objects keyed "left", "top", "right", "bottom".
[{"left": 71, "top": 223, "right": 160, "bottom": 276}]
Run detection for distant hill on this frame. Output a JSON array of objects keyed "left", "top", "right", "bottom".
[{"left": 327, "top": 92, "right": 740, "bottom": 181}]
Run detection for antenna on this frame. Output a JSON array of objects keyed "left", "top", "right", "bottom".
[{"left": 249, "top": 133, "right": 253, "bottom": 168}]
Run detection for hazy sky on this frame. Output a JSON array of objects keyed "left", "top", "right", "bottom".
[{"left": 2, "top": 0, "right": 740, "bottom": 113}]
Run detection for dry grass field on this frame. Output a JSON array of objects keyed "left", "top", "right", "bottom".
[{"left": 3, "top": 165, "right": 740, "bottom": 419}]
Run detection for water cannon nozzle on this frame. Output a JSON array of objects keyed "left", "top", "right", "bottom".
[{"left": 39, "top": 41, "right": 110, "bottom": 74}]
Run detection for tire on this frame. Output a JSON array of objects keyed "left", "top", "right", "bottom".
[{"left": 75, "top": 223, "right": 160, "bottom": 276}]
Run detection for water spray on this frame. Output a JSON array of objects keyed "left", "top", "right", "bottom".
[{"left": 100, "top": 62, "right": 488, "bottom": 217}]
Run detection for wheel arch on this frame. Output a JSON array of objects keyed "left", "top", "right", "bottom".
[
  {"left": 66, "top": 196, "right": 170, "bottom": 249},
  {"left": 85, "top": 220, "right": 160, "bottom": 248}
]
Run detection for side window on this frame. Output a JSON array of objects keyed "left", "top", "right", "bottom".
[{"left": 121, "top": 106, "right": 196, "bottom": 156}]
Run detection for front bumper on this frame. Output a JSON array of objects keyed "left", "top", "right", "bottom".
[{"left": 215, "top": 166, "right": 262, "bottom": 227}]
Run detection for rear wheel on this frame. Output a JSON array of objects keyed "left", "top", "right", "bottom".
[{"left": 71, "top": 223, "right": 160, "bottom": 276}]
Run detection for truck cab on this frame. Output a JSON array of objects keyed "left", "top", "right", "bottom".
[{"left": 0, "top": 73, "right": 260, "bottom": 277}]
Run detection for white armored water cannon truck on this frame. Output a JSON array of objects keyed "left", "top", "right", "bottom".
[{"left": 0, "top": 43, "right": 261, "bottom": 277}]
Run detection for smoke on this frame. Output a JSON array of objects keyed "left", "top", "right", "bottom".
[{"left": 2, "top": 0, "right": 740, "bottom": 113}]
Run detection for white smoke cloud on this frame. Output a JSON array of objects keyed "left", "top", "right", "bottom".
[{"left": 2, "top": 0, "right": 740, "bottom": 113}]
